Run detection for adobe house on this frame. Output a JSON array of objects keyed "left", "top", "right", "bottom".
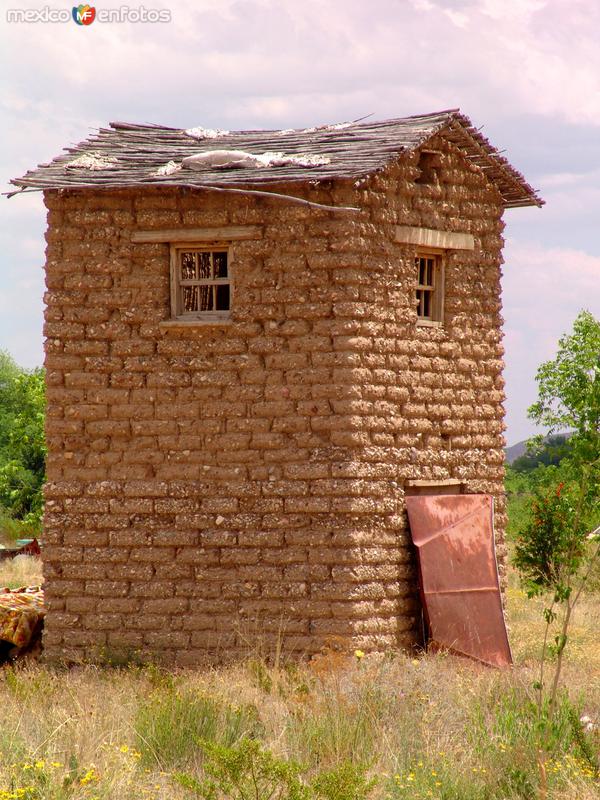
[{"left": 10, "top": 110, "right": 542, "bottom": 664}]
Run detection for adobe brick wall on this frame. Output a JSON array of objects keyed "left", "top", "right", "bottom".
[{"left": 41, "top": 134, "right": 507, "bottom": 664}]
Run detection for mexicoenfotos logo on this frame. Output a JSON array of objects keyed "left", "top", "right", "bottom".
[
  {"left": 72, "top": 4, "right": 95, "bottom": 24},
  {"left": 6, "top": 5, "right": 171, "bottom": 23}
]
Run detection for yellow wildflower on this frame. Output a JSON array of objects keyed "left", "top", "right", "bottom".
[{"left": 80, "top": 767, "right": 99, "bottom": 785}]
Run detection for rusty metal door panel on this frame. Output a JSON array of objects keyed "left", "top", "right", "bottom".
[{"left": 405, "top": 494, "right": 512, "bottom": 668}]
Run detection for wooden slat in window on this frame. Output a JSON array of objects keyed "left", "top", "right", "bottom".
[
  {"left": 171, "top": 245, "right": 232, "bottom": 320},
  {"left": 415, "top": 253, "right": 442, "bottom": 323}
]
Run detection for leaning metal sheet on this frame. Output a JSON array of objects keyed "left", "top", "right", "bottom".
[{"left": 405, "top": 494, "right": 512, "bottom": 667}]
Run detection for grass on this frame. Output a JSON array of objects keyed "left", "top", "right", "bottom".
[
  {"left": 0, "top": 554, "right": 43, "bottom": 590},
  {"left": 134, "top": 681, "right": 263, "bottom": 770},
  {"left": 0, "top": 565, "right": 597, "bottom": 799},
  {"left": 0, "top": 528, "right": 598, "bottom": 799}
]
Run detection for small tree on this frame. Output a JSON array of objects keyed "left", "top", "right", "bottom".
[
  {"left": 0, "top": 354, "right": 46, "bottom": 532},
  {"left": 528, "top": 309, "right": 600, "bottom": 468},
  {"left": 513, "top": 310, "right": 600, "bottom": 797}
]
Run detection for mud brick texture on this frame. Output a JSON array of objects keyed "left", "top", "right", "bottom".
[{"left": 42, "top": 135, "right": 508, "bottom": 664}]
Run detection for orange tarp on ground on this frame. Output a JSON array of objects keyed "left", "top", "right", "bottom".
[{"left": 0, "top": 587, "right": 45, "bottom": 649}]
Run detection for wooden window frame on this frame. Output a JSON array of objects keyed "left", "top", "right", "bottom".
[
  {"left": 169, "top": 242, "right": 233, "bottom": 324},
  {"left": 415, "top": 249, "right": 444, "bottom": 327}
]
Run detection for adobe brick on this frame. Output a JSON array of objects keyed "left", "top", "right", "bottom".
[
  {"left": 143, "top": 631, "right": 190, "bottom": 648},
  {"left": 141, "top": 598, "right": 189, "bottom": 615},
  {"left": 65, "top": 597, "right": 98, "bottom": 614},
  {"left": 189, "top": 631, "right": 238, "bottom": 649},
  {"left": 129, "top": 581, "right": 174, "bottom": 598},
  {"left": 155, "top": 563, "right": 194, "bottom": 580},
  {"left": 153, "top": 530, "right": 198, "bottom": 547},
  {"left": 81, "top": 613, "right": 123, "bottom": 630},
  {"left": 130, "top": 546, "right": 176, "bottom": 563},
  {"left": 42, "top": 545, "right": 82, "bottom": 563},
  {"left": 61, "top": 630, "right": 107, "bottom": 647},
  {"left": 107, "top": 631, "right": 144, "bottom": 647},
  {"left": 122, "top": 480, "right": 169, "bottom": 497},
  {"left": 85, "top": 580, "right": 129, "bottom": 596},
  {"left": 125, "top": 614, "right": 173, "bottom": 631}
]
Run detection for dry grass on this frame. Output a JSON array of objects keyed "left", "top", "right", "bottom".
[
  {"left": 0, "top": 568, "right": 597, "bottom": 799},
  {"left": 508, "top": 587, "right": 600, "bottom": 689},
  {"left": 0, "top": 555, "right": 43, "bottom": 590}
]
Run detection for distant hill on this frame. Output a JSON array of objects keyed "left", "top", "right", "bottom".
[
  {"left": 505, "top": 432, "right": 573, "bottom": 467},
  {"left": 505, "top": 439, "right": 529, "bottom": 465}
]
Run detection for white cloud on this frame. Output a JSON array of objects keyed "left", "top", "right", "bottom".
[
  {"left": 479, "top": 0, "right": 546, "bottom": 22},
  {"left": 502, "top": 239, "right": 600, "bottom": 443},
  {"left": 2, "top": 0, "right": 600, "bottom": 133},
  {"left": 1, "top": 0, "right": 600, "bottom": 437},
  {"left": 539, "top": 172, "right": 588, "bottom": 188},
  {"left": 444, "top": 9, "right": 470, "bottom": 27}
]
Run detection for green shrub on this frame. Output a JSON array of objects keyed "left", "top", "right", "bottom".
[
  {"left": 310, "top": 761, "right": 376, "bottom": 800},
  {"left": 134, "top": 686, "right": 262, "bottom": 770},
  {"left": 174, "top": 737, "right": 309, "bottom": 800},
  {"left": 174, "top": 738, "right": 376, "bottom": 800}
]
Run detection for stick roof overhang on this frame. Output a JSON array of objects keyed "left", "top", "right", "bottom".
[{"left": 8, "top": 109, "right": 543, "bottom": 208}]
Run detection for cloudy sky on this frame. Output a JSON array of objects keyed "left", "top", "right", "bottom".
[{"left": 1, "top": 0, "right": 598, "bottom": 445}]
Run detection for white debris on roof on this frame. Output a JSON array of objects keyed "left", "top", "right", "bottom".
[
  {"left": 182, "top": 150, "right": 331, "bottom": 171},
  {"left": 182, "top": 150, "right": 261, "bottom": 170},
  {"left": 64, "top": 152, "right": 118, "bottom": 170},
  {"left": 277, "top": 121, "right": 355, "bottom": 135},
  {"left": 276, "top": 152, "right": 331, "bottom": 166},
  {"left": 185, "top": 127, "right": 230, "bottom": 140},
  {"left": 151, "top": 160, "right": 182, "bottom": 177}
]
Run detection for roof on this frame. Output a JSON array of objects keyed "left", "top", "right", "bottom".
[{"left": 9, "top": 110, "right": 542, "bottom": 208}]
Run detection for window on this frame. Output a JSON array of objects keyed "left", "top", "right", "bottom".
[
  {"left": 415, "top": 150, "right": 441, "bottom": 185},
  {"left": 415, "top": 251, "right": 444, "bottom": 325},
  {"left": 169, "top": 244, "right": 232, "bottom": 322}
]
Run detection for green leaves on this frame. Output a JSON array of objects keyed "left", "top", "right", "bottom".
[
  {"left": 528, "top": 310, "right": 600, "bottom": 438},
  {"left": 513, "top": 484, "right": 587, "bottom": 595},
  {"left": 174, "top": 738, "right": 311, "bottom": 800},
  {"left": 516, "top": 311, "right": 600, "bottom": 601},
  {"left": 311, "top": 763, "right": 376, "bottom": 800},
  {"left": 0, "top": 355, "right": 45, "bottom": 530},
  {"left": 543, "top": 608, "right": 556, "bottom": 626},
  {"left": 173, "top": 738, "right": 376, "bottom": 800}
]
